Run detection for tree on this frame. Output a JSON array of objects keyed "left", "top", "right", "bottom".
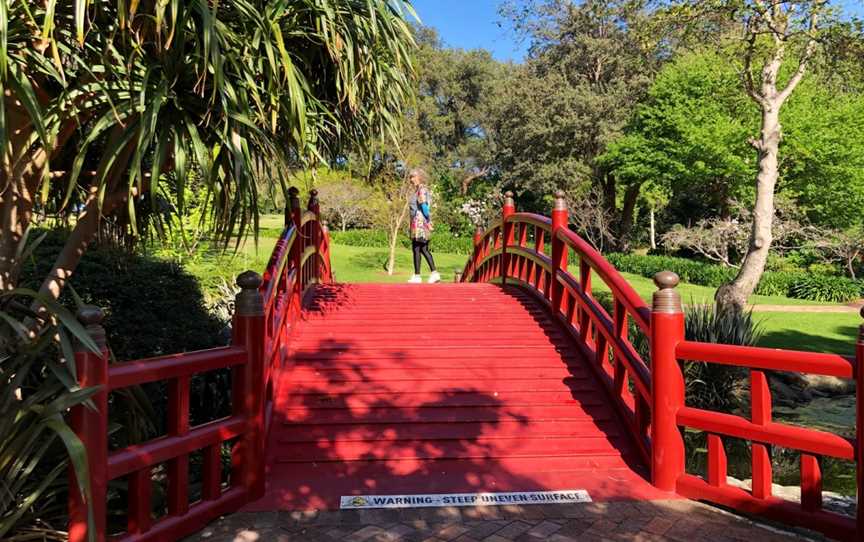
[
  {"left": 493, "top": 0, "right": 667, "bottom": 244},
  {"left": 602, "top": 44, "right": 864, "bottom": 259},
  {"left": 317, "top": 178, "right": 374, "bottom": 232},
  {"left": 667, "top": 0, "right": 836, "bottom": 311},
  {"left": 0, "top": 1, "right": 417, "bottom": 299}
]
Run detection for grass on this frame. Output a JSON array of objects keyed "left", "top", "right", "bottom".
[{"left": 756, "top": 312, "right": 859, "bottom": 356}]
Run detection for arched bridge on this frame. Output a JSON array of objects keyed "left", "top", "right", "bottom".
[{"left": 68, "top": 190, "right": 864, "bottom": 541}]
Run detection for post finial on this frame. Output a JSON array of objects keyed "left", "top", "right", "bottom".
[
  {"left": 308, "top": 189, "right": 319, "bottom": 211},
  {"left": 76, "top": 305, "right": 107, "bottom": 351},
  {"left": 652, "top": 271, "right": 682, "bottom": 313},
  {"left": 554, "top": 190, "right": 567, "bottom": 211},
  {"left": 288, "top": 186, "right": 301, "bottom": 210},
  {"left": 236, "top": 271, "right": 265, "bottom": 316},
  {"left": 504, "top": 191, "right": 515, "bottom": 207}
]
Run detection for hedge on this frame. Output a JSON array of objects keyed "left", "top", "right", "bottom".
[
  {"left": 604, "top": 253, "right": 862, "bottom": 303},
  {"left": 328, "top": 229, "right": 474, "bottom": 255}
]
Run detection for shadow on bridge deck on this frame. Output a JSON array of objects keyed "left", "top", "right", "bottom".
[{"left": 245, "top": 283, "right": 674, "bottom": 512}]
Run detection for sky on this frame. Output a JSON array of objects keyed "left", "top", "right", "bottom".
[{"left": 411, "top": 0, "right": 864, "bottom": 64}]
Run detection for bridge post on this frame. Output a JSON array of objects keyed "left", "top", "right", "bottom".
[
  {"left": 501, "top": 191, "right": 516, "bottom": 284},
  {"left": 857, "top": 308, "right": 863, "bottom": 537},
  {"left": 69, "top": 306, "right": 109, "bottom": 542},
  {"left": 289, "top": 187, "right": 302, "bottom": 299},
  {"left": 650, "top": 271, "right": 686, "bottom": 492},
  {"left": 232, "top": 271, "right": 267, "bottom": 500},
  {"left": 308, "top": 189, "right": 321, "bottom": 283},
  {"left": 550, "top": 191, "right": 568, "bottom": 313},
  {"left": 469, "top": 226, "right": 484, "bottom": 282}
]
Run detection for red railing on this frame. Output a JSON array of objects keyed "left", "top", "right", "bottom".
[
  {"left": 462, "top": 191, "right": 653, "bottom": 465},
  {"left": 68, "top": 188, "right": 331, "bottom": 542},
  {"left": 462, "top": 191, "right": 863, "bottom": 541}
]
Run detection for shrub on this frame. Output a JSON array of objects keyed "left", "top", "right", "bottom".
[
  {"left": 329, "top": 228, "right": 474, "bottom": 254},
  {"left": 683, "top": 304, "right": 761, "bottom": 414},
  {"left": 753, "top": 271, "right": 802, "bottom": 297},
  {"left": 788, "top": 274, "right": 862, "bottom": 303},
  {"left": 605, "top": 253, "right": 736, "bottom": 287}
]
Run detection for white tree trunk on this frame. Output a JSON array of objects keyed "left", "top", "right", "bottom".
[
  {"left": 649, "top": 207, "right": 656, "bottom": 251},
  {"left": 716, "top": 106, "right": 782, "bottom": 311}
]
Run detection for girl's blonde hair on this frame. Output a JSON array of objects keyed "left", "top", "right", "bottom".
[{"left": 408, "top": 167, "right": 429, "bottom": 184}]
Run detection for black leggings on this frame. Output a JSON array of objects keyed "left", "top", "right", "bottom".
[{"left": 412, "top": 239, "right": 436, "bottom": 274}]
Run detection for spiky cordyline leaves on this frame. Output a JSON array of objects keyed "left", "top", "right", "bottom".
[
  {"left": 5, "top": 0, "right": 416, "bottom": 246},
  {"left": 0, "top": 287, "right": 99, "bottom": 541}
]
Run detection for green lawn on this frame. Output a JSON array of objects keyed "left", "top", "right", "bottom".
[
  {"left": 183, "top": 219, "right": 859, "bottom": 356},
  {"left": 756, "top": 312, "right": 859, "bottom": 356}
]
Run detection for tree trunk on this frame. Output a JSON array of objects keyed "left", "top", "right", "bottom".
[
  {"left": 386, "top": 224, "right": 399, "bottom": 275},
  {"left": 649, "top": 207, "right": 656, "bottom": 251},
  {"left": 615, "top": 185, "right": 641, "bottom": 251},
  {"left": 716, "top": 106, "right": 782, "bottom": 312},
  {"left": 386, "top": 203, "right": 409, "bottom": 276}
]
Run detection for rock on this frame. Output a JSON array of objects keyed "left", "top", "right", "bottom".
[
  {"left": 726, "top": 477, "right": 857, "bottom": 518},
  {"left": 800, "top": 374, "right": 855, "bottom": 396}
]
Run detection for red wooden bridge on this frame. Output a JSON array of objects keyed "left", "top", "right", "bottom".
[{"left": 68, "top": 190, "right": 864, "bottom": 541}]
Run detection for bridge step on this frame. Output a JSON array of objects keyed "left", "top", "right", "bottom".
[{"left": 255, "top": 283, "right": 664, "bottom": 511}]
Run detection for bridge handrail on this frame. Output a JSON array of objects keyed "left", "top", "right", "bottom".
[
  {"left": 67, "top": 188, "right": 332, "bottom": 542},
  {"left": 463, "top": 194, "right": 654, "bottom": 465},
  {"left": 462, "top": 190, "right": 863, "bottom": 541}
]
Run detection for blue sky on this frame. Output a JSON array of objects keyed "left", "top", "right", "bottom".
[{"left": 411, "top": 0, "right": 864, "bottom": 63}]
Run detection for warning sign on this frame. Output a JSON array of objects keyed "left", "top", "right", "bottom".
[{"left": 340, "top": 490, "right": 591, "bottom": 509}]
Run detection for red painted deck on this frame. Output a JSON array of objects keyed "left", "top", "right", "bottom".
[{"left": 248, "top": 283, "right": 671, "bottom": 511}]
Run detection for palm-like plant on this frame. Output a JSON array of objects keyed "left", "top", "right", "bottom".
[
  {"left": 0, "top": 0, "right": 418, "bottom": 297},
  {"left": 0, "top": 285, "right": 101, "bottom": 540}
]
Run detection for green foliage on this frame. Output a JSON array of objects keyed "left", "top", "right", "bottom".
[
  {"left": 788, "top": 274, "right": 863, "bottom": 303},
  {"left": 752, "top": 271, "right": 802, "bottom": 297},
  {"left": 603, "top": 48, "right": 864, "bottom": 230},
  {"left": 683, "top": 304, "right": 762, "bottom": 414},
  {"left": 329, "top": 229, "right": 474, "bottom": 255},
  {"left": 605, "top": 253, "right": 736, "bottom": 287},
  {"left": 3, "top": 0, "right": 418, "bottom": 295},
  {"left": 23, "top": 231, "right": 226, "bottom": 362},
  {"left": 0, "top": 290, "right": 99, "bottom": 540}
]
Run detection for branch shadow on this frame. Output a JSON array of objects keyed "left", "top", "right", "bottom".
[{"left": 254, "top": 283, "right": 660, "bottom": 512}]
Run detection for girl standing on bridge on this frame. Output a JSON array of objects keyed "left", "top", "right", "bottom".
[{"left": 408, "top": 168, "right": 440, "bottom": 284}]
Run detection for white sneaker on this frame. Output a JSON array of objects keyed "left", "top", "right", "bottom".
[
  {"left": 408, "top": 274, "right": 422, "bottom": 284},
  {"left": 427, "top": 271, "right": 441, "bottom": 284}
]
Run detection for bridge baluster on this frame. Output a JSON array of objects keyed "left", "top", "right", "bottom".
[
  {"left": 707, "top": 434, "right": 727, "bottom": 487},
  {"left": 750, "top": 370, "right": 773, "bottom": 499},
  {"left": 501, "top": 191, "right": 515, "bottom": 284},
  {"left": 550, "top": 191, "right": 568, "bottom": 312},
  {"left": 289, "top": 187, "right": 302, "bottom": 306},
  {"left": 69, "top": 306, "right": 109, "bottom": 542},
  {"left": 649, "top": 271, "right": 686, "bottom": 492},
  {"left": 308, "top": 190, "right": 321, "bottom": 284}
]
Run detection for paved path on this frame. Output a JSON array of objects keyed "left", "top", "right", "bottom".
[
  {"left": 183, "top": 500, "right": 823, "bottom": 541},
  {"left": 749, "top": 303, "right": 860, "bottom": 313}
]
